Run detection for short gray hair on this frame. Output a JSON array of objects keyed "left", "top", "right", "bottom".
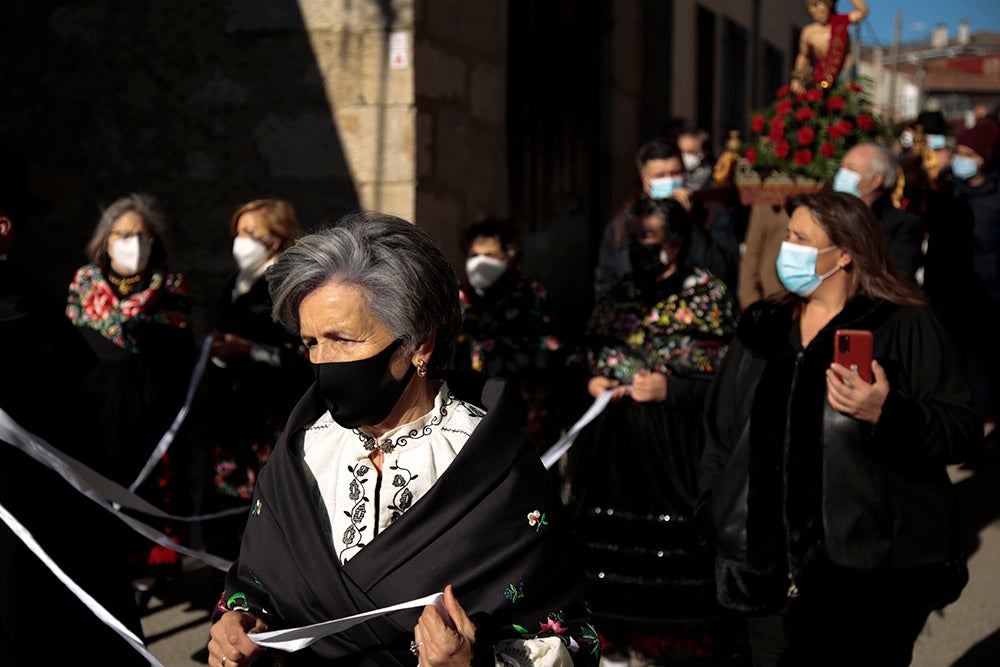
[
  {"left": 267, "top": 211, "right": 461, "bottom": 373},
  {"left": 85, "top": 192, "right": 168, "bottom": 265},
  {"left": 867, "top": 144, "right": 898, "bottom": 193}
]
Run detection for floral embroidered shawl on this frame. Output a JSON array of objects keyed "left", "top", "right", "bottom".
[
  {"left": 586, "top": 267, "right": 736, "bottom": 381},
  {"left": 66, "top": 263, "right": 191, "bottom": 352}
]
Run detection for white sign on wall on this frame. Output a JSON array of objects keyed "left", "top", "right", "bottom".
[{"left": 390, "top": 31, "right": 409, "bottom": 69}]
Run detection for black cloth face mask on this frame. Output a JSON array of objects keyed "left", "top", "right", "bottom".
[
  {"left": 313, "top": 337, "right": 416, "bottom": 429},
  {"left": 628, "top": 241, "right": 669, "bottom": 281}
]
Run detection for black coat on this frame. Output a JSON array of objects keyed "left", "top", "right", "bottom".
[
  {"left": 0, "top": 261, "right": 146, "bottom": 665},
  {"left": 871, "top": 193, "right": 924, "bottom": 281},
  {"left": 698, "top": 297, "right": 979, "bottom": 614},
  {"left": 216, "top": 372, "right": 596, "bottom": 665}
]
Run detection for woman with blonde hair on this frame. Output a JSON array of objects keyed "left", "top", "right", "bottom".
[{"left": 199, "top": 199, "right": 313, "bottom": 558}]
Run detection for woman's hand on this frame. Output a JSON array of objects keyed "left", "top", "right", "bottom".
[
  {"left": 630, "top": 370, "right": 668, "bottom": 403},
  {"left": 826, "top": 359, "right": 889, "bottom": 424},
  {"left": 211, "top": 332, "right": 253, "bottom": 359},
  {"left": 207, "top": 611, "right": 268, "bottom": 667},
  {"left": 413, "top": 585, "right": 477, "bottom": 666},
  {"left": 588, "top": 376, "right": 630, "bottom": 402}
]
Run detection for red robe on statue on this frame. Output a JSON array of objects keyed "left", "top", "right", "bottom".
[{"left": 814, "top": 13, "right": 850, "bottom": 88}]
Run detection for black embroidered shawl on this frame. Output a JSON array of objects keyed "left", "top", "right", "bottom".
[{"left": 216, "top": 372, "right": 598, "bottom": 665}]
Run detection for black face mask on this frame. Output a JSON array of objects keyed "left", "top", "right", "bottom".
[
  {"left": 628, "top": 241, "right": 669, "bottom": 281},
  {"left": 313, "top": 337, "right": 416, "bottom": 429}
]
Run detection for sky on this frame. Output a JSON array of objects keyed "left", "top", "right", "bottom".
[{"left": 856, "top": 0, "right": 1000, "bottom": 47}]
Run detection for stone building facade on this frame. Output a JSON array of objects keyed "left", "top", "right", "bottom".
[{"left": 3, "top": 0, "right": 807, "bottom": 338}]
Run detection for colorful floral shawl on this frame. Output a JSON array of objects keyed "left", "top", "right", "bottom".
[
  {"left": 457, "top": 272, "right": 562, "bottom": 374},
  {"left": 66, "top": 263, "right": 191, "bottom": 353},
  {"left": 586, "top": 267, "right": 736, "bottom": 381}
]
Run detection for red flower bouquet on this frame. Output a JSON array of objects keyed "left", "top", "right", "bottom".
[{"left": 743, "top": 79, "right": 890, "bottom": 183}]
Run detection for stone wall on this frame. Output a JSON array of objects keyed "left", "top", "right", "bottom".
[
  {"left": 412, "top": 0, "right": 509, "bottom": 268},
  {"left": 2, "top": 0, "right": 390, "bottom": 337}
]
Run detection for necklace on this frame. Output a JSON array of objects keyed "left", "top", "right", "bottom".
[{"left": 108, "top": 272, "right": 142, "bottom": 296}]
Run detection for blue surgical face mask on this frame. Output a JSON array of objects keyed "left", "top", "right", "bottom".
[
  {"left": 776, "top": 241, "right": 842, "bottom": 297},
  {"left": 832, "top": 167, "right": 863, "bottom": 197},
  {"left": 648, "top": 176, "right": 684, "bottom": 199},
  {"left": 950, "top": 155, "right": 980, "bottom": 181},
  {"left": 927, "top": 134, "right": 947, "bottom": 150}
]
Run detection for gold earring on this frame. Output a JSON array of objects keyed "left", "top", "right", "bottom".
[{"left": 416, "top": 359, "right": 427, "bottom": 377}]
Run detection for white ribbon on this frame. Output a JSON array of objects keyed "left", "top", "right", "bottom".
[
  {"left": 0, "top": 502, "right": 165, "bottom": 667},
  {"left": 249, "top": 592, "right": 447, "bottom": 651},
  {"left": 0, "top": 406, "right": 236, "bottom": 572},
  {"left": 539, "top": 389, "right": 613, "bottom": 470},
  {"left": 129, "top": 335, "right": 214, "bottom": 492}
]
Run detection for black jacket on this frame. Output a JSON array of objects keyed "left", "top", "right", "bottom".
[
  {"left": 871, "top": 193, "right": 924, "bottom": 281},
  {"left": 698, "top": 297, "right": 979, "bottom": 614},
  {"left": 1, "top": 260, "right": 147, "bottom": 665}
]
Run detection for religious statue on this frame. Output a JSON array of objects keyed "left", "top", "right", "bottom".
[
  {"left": 791, "top": 0, "right": 869, "bottom": 92},
  {"left": 713, "top": 130, "right": 744, "bottom": 186}
]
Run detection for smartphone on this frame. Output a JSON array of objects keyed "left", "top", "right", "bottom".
[{"left": 834, "top": 329, "right": 873, "bottom": 383}]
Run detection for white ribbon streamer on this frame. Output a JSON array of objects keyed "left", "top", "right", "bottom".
[
  {"left": 0, "top": 502, "right": 165, "bottom": 667},
  {"left": 129, "top": 335, "right": 214, "bottom": 492},
  {"left": 0, "top": 407, "right": 236, "bottom": 572},
  {"left": 249, "top": 592, "right": 446, "bottom": 651},
  {"left": 540, "top": 389, "right": 613, "bottom": 470}
]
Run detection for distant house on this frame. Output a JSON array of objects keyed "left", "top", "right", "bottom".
[{"left": 858, "top": 20, "right": 1000, "bottom": 127}]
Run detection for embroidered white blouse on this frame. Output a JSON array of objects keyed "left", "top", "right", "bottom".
[
  {"left": 303, "top": 381, "right": 485, "bottom": 563},
  {"left": 301, "top": 381, "right": 573, "bottom": 666}
]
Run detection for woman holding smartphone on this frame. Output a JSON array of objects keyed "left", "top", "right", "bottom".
[{"left": 698, "top": 190, "right": 979, "bottom": 666}]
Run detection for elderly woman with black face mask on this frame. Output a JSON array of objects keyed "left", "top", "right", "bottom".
[
  {"left": 562, "top": 196, "right": 740, "bottom": 665},
  {"left": 207, "top": 212, "right": 598, "bottom": 667}
]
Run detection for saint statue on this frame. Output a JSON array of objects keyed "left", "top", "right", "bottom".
[{"left": 791, "top": 0, "right": 869, "bottom": 92}]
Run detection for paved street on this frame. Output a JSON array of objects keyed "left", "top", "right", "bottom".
[{"left": 142, "top": 445, "right": 1000, "bottom": 666}]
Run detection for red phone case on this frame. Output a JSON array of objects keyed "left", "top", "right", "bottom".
[{"left": 834, "top": 329, "right": 873, "bottom": 383}]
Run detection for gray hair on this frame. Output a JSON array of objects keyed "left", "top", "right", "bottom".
[
  {"left": 867, "top": 144, "right": 898, "bottom": 193},
  {"left": 267, "top": 211, "right": 461, "bottom": 373},
  {"left": 85, "top": 192, "right": 168, "bottom": 265}
]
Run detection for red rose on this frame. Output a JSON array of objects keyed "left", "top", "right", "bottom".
[
  {"left": 745, "top": 147, "right": 757, "bottom": 164},
  {"left": 848, "top": 82, "right": 863, "bottom": 92},
  {"left": 838, "top": 119, "right": 854, "bottom": 134},
  {"left": 776, "top": 99, "right": 793, "bottom": 116},
  {"left": 826, "top": 96, "right": 846, "bottom": 111},
  {"left": 806, "top": 88, "right": 823, "bottom": 102},
  {"left": 795, "top": 106, "right": 815, "bottom": 122},
  {"left": 797, "top": 127, "right": 816, "bottom": 146},
  {"left": 820, "top": 141, "right": 836, "bottom": 158},
  {"left": 774, "top": 140, "right": 790, "bottom": 159},
  {"left": 794, "top": 149, "right": 813, "bottom": 166},
  {"left": 751, "top": 114, "right": 766, "bottom": 132},
  {"left": 857, "top": 114, "right": 874, "bottom": 130},
  {"left": 828, "top": 123, "right": 844, "bottom": 140},
  {"left": 768, "top": 116, "right": 786, "bottom": 142},
  {"left": 776, "top": 85, "right": 792, "bottom": 98}
]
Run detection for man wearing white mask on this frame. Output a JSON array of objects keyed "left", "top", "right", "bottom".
[
  {"left": 454, "top": 218, "right": 564, "bottom": 453},
  {"left": 834, "top": 143, "right": 925, "bottom": 281},
  {"left": 678, "top": 126, "right": 714, "bottom": 191}
]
